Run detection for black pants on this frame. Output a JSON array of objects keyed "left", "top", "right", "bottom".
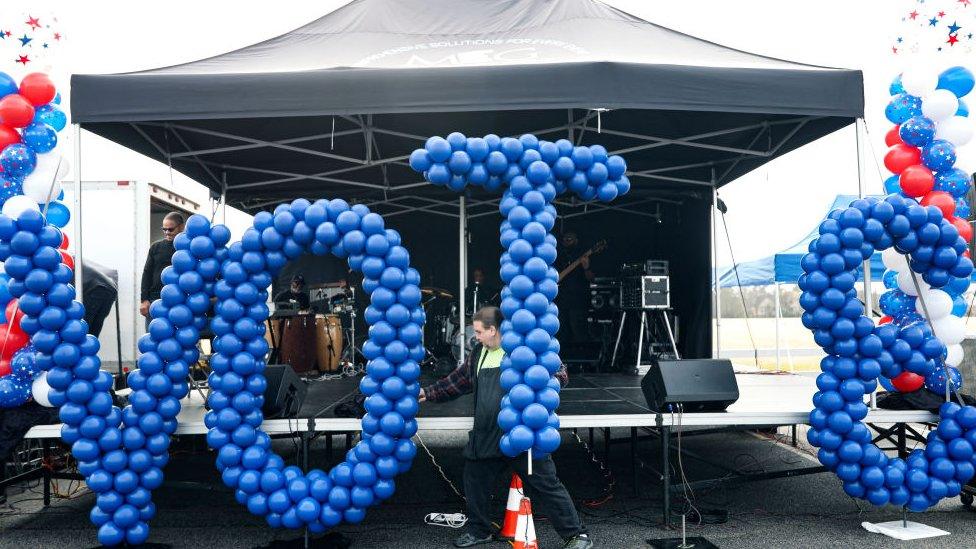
[
  {"left": 463, "top": 455, "right": 585, "bottom": 540},
  {"left": 84, "top": 286, "right": 116, "bottom": 338},
  {"left": 558, "top": 305, "right": 589, "bottom": 356}
]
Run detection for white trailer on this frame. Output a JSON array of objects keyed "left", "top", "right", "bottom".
[{"left": 61, "top": 181, "right": 201, "bottom": 373}]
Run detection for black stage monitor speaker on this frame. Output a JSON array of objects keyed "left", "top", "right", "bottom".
[
  {"left": 263, "top": 364, "right": 308, "bottom": 419},
  {"left": 641, "top": 358, "right": 739, "bottom": 413}
]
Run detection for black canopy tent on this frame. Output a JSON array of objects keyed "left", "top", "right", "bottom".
[{"left": 69, "top": 0, "right": 864, "bottom": 359}]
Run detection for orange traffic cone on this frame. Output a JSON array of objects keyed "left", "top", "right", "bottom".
[
  {"left": 498, "top": 473, "right": 523, "bottom": 540},
  {"left": 512, "top": 497, "right": 538, "bottom": 549}
]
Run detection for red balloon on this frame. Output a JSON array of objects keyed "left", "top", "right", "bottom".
[
  {"left": 0, "top": 324, "right": 29, "bottom": 360},
  {"left": 885, "top": 125, "right": 903, "bottom": 147},
  {"left": 0, "top": 124, "right": 20, "bottom": 150},
  {"left": 952, "top": 216, "right": 973, "bottom": 243},
  {"left": 0, "top": 359, "right": 10, "bottom": 377},
  {"left": 891, "top": 371, "right": 925, "bottom": 392},
  {"left": 59, "top": 250, "right": 74, "bottom": 271},
  {"left": 4, "top": 299, "right": 23, "bottom": 331},
  {"left": 920, "top": 191, "right": 956, "bottom": 219},
  {"left": 0, "top": 94, "right": 35, "bottom": 128},
  {"left": 879, "top": 315, "right": 893, "bottom": 325},
  {"left": 18, "top": 73, "right": 56, "bottom": 106},
  {"left": 884, "top": 144, "right": 921, "bottom": 174},
  {"left": 899, "top": 165, "right": 934, "bottom": 197},
  {"left": 59, "top": 231, "right": 69, "bottom": 250}
]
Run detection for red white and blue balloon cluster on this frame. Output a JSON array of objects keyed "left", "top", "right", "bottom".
[
  {"left": 0, "top": 70, "right": 72, "bottom": 410},
  {"left": 880, "top": 65, "right": 974, "bottom": 394},
  {"left": 409, "top": 133, "right": 629, "bottom": 458},
  {"left": 802, "top": 195, "right": 976, "bottom": 511}
]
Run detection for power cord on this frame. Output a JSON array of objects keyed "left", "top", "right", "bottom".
[{"left": 570, "top": 430, "right": 616, "bottom": 507}]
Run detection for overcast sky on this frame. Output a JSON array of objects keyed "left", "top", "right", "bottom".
[{"left": 4, "top": 0, "right": 974, "bottom": 261}]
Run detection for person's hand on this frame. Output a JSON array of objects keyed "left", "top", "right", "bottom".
[
  {"left": 418, "top": 388, "right": 426, "bottom": 402},
  {"left": 580, "top": 255, "right": 590, "bottom": 270},
  {"left": 139, "top": 300, "right": 150, "bottom": 317}
]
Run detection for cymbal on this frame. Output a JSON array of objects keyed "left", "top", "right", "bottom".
[{"left": 421, "top": 287, "right": 454, "bottom": 299}]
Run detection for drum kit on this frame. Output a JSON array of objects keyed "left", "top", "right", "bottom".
[
  {"left": 422, "top": 287, "right": 476, "bottom": 362},
  {"left": 268, "top": 287, "right": 359, "bottom": 374},
  {"left": 267, "top": 282, "right": 475, "bottom": 376}
]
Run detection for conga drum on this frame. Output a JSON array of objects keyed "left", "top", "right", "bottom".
[
  {"left": 279, "top": 313, "right": 316, "bottom": 373},
  {"left": 315, "top": 314, "right": 344, "bottom": 372}
]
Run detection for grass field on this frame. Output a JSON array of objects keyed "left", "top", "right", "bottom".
[{"left": 716, "top": 317, "right": 825, "bottom": 372}]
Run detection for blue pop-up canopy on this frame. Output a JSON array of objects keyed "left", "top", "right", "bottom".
[{"left": 719, "top": 194, "right": 884, "bottom": 287}]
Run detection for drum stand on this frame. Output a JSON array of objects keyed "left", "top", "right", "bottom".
[
  {"left": 610, "top": 308, "right": 679, "bottom": 375},
  {"left": 340, "top": 287, "right": 364, "bottom": 369}
]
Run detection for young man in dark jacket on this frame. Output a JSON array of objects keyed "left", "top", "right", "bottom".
[{"left": 420, "top": 306, "right": 592, "bottom": 549}]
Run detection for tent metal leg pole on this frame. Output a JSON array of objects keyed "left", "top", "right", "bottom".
[
  {"left": 711, "top": 181, "right": 721, "bottom": 359},
  {"left": 775, "top": 282, "right": 782, "bottom": 372},
  {"left": 458, "top": 196, "right": 466, "bottom": 366},
  {"left": 856, "top": 118, "right": 877, "bottom": 409},
  {"left": 72, "top": 124, "right": 83, "bottom": 297},
  {"left": 221, "top": 172, "right": 228, "bottom": 225}
]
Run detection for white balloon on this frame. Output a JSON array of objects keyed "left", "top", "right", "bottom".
[
  {"left": 1, "top": 195, "right": 40, "bottom": 218},
  {"left": 946, "top": 344, "right": 965, "bottom": 367},
  {"left": 935, "top": 116, "right": 974, "bottom": 146},
  {"left": 921, "top": 89, "right": 959, "bottom": 122},
  {"left": 897, "top": 270, "right": 929, "bottom": 296},
  {"left": 882, "top": 248, "right": 908, "bottom": 271},
  {"left": 31, "top": 371, "right": 53, "bottom": 407},
  {"left": 931, "top": 315, "right": 966, "bottom": 345},
  {"left": 22, "top": 155, "right": 64, "bottom": 204},
  {"left": 901, "top": 67, "right": 940, "bottom": 97},
  {"left": 916, "top": 289, "right": 953, "bottom": 319}
]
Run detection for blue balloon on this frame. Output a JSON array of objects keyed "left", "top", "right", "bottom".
[
  {"left": 921, "top": 140, "right": 956, "bottom": 172},
  {"left": 898, "top": 116, "right": 936, "bottom": 147},
  {"left": 44, "top": 201, "right": 70, "bottom": 228},
  {"left": 22, "top": 123, "right": 58, "bottom": 153},
  {"left": 0, "top": 144, "right": 37, "bottom": 177},
  {"left": 934, "top": 168, "right": 972, "bottom": 198},
  {"left": 890, "top": 74, "right": 905, "bottom": 95},
  {"left": 885, "top": 93, "right": 923, "bottom": 124},
  {"left": 937, "top": 66, "right": 975, "bottom": 98},
  {"left": 34, "top": 105, "right": 67, "bottom": 132}
]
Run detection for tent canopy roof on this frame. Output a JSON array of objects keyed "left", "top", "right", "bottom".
[{"left": 70, "top": 0, "right": 864, "bottom": 213}]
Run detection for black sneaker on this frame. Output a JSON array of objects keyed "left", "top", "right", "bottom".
[
  {"left": 453, "top": 533, "right": 494, "bottom": 547},
  {"left": 563, "top": 534, "right": 593, "bottom": 549}
]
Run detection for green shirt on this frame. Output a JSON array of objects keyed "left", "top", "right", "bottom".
[{"left": 477, "top": 346, "right": 504, "bottom": 372}]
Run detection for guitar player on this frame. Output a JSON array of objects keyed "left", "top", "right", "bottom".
[{"left": 555, "top": 230, "right": 597, "bottom": 362}]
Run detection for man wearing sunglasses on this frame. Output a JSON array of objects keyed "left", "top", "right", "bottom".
[{"left": 140, "top": 212, "right": 185, "bottom": 329}]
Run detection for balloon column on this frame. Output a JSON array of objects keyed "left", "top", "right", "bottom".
[
  {"left": 881, "top": 66, "right": 974, "bottom": 395},
  {"left": 802, "top": 195, "right": 976, "bottom": 511},
  {"left": 409, "top": 133, "right": 629, "bottom": 458},
  {"left": 0, "top": 70, "right": 72, "bottom": 409},
  {"left": 802, "top": 66, "right": 976, "bottom": 512}
]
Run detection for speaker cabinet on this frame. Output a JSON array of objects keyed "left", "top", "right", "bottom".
[
  {"left": 263, "top": 364, "right": 308, "bottom": 419},
  {"left": 640, "top": 358, "right": 739, "bottom": 413}
]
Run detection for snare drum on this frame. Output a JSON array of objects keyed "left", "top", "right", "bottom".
[{"left": 315, "top": 314, "right": 344, "bottom": 372}]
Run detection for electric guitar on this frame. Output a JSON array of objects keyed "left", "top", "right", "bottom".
[{"left": 558, "top": 240, "right": 607, "bottom": 281}]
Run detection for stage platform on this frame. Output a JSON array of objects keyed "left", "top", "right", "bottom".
[
  {"left": 16, "top": 370, "right": 939, "bottom": 526},
  {"left": 24, "top": 371, "right": 937, "bottom": 437}
]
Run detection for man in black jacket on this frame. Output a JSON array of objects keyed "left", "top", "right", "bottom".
[
  {"left": 420, "top": 307, "right": 591, "bottom": 549},
  {"left": 140, "top": 212, "right": 184, "bottom": 328}
]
